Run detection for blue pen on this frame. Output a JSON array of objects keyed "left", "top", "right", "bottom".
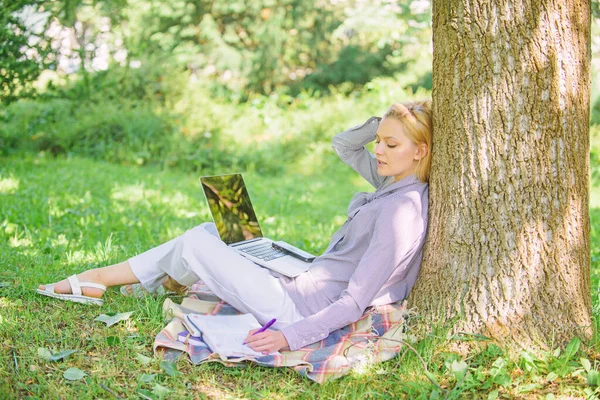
[{"left": 243, "top": 318, "right": 277, "bottom": 345}]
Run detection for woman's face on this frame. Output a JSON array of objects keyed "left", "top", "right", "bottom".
[{"left": 374, "top": 117, "right": 423, "bottom": 182}]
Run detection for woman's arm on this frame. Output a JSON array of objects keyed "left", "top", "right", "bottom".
[
  {"left": 331, "top": 116, "right": 393, "bottom": 189},
  {"left": 280, "top": 197, "right": 425, "bottom": 351}
]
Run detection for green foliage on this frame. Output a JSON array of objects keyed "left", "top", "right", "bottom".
[
  {"left": 44, "top": 59, "right": 188, "bottom": 106},
  {"left": 122, "top": 0, "right": 347, "bottom": 94},
  {"left": 1, "top": 72, "right": 418, "bottom": 175},
  {"left": 0, "top": 98, "right": 176, "bottom": 165},
  {"left": 293, "top": 45, "right": 405, "bottom": 97},
  {"left": 414, "top": 338, "right": 600, "bottom": 398},
  {"left": 0, "top": 0, "right": 54, "bottom": 104},
  {"left": 35, "top": 0, "right": 432, "bottom": 99}
]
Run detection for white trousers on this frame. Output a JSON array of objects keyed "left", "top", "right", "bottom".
[{"left": 128, "top": 223, "right": 304, "bottom": 329}]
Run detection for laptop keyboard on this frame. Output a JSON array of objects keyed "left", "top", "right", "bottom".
[{"left": 236, "top": 241, "right": 287, "bottom": 262}]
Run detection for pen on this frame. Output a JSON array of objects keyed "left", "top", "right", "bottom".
[
  {"left": 254, "top": 318, "right": 277, "bottom": 334},
  {"left": 243, "top": 318, "right": 277, "bottom": 344}
]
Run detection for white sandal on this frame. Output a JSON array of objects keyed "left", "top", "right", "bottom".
[{"left": 37, "top": 274, "right": 106, "bottom": 306}]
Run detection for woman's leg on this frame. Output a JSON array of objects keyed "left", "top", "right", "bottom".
[
  {"left": 38, "top": 222, "right": 304, "bottom": 329},
  {"left": 38, "top": 261, "right": 139, "bottom": 298},
  {"left": 38, "top": 225, "right": 205, "bottom": 298}
]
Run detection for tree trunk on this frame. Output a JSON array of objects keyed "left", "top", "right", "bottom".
[{"left": 409, "top": 0, "right": 592, "bottom": 349}]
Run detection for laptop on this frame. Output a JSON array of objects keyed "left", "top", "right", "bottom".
[{"left": 200, "top": 174, "right": 314, "bottom": 277}]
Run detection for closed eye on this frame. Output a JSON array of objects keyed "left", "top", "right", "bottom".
[{"left": 376, "top": 140, "right": 397, "bottom": 148}]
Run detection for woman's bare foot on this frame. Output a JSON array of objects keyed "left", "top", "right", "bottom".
[{"left": 38, "top": 270, "right": 106, "bottom": 299}]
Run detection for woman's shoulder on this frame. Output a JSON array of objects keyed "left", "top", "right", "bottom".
[{"left": 381, "top": 184, "right": 428, "bottom": 214}]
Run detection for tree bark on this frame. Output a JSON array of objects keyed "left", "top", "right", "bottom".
[{"left": 409, "top": 0, "right": 592, "bottom": 349}]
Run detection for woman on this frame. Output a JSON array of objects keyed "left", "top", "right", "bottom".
[{"left": 37, "top": 100, "right": 432, "bottom": 354}]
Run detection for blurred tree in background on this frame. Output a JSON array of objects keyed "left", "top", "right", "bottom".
[
  {"left": 0, "top": 0, "right": 54, "bottom": 102},
  {"left": 0, "top": 0, "right": 435, "bottom": 171},
  {"left": 1, "top": 0, "right": 432, "bottom": 102},
  {"left": 1, "top": 0, "right": 598, "bottom": 178}
]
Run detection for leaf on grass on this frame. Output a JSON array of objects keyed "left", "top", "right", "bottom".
[
  {"left": 50, "top": 350, "right": 78, "bottom": 361},
  {"left": 94, "top": 311, "right": 133, "bottom": 327},
  {"left": 519, "top": 351, "right": 536, "bottom": 372},
  {"left": 63, "top": 367, "right": 86, "bottom": 381},
  {"left": 160, "top": 361, "right": 179, "bottom": 377},
  {"left": 139, "top": 373, "right": 156, "bottom": 383},
  {"left": 137, "top": 353, "right": 152, "bottom": 365},
  {"left": 552, "top": 347, "right": 561, "bottom": 358},
  {"left": 152, "top": 383, "right": 171, "bottom": 398},
  {"left": 581, "top": 357, "right": 592, "bottom": 372},
  {"left": 37, "top": 348, "right": 52, "bottom": 361},
  {"left": 137, "top": 389, "right": 156, "bottom": 400},
  {"left": 517, "top": 383, "right": 541, "bottom": 393},
  {"left": 450, "top": 360, "right": 468, "bottom": 380},
  {"left": 546, "top": 372, "right": 558, "bottom": 382},
  {"left": 38, "top": 348, "right": 77, "bottom": 362},
  {"left": 487, "top": 390, "right": 499, "bottom": 400},
  {"left": 492, "top": 371, "right": 511, "bottom": 387},
  {"left": 491, "top": 357, "right": 506, "bottom": 370}
]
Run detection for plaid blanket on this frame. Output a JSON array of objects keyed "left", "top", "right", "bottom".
[{"left": 153, "top": 283, "right": 409, "bottom": 384}]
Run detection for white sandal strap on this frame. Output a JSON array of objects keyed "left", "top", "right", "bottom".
[
  {"left": 67, "top": 275, "right": 107, "bottom": 296},
  {"left": 67, "top": 275, "right": 82, "bottom": 296},
  {"left": 79, "top": 282, "right": 107, "bottom": 291}
]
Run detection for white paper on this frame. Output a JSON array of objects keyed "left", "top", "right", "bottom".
[{"left": 186, "top": 314, "right": 279, "bottom": 357}]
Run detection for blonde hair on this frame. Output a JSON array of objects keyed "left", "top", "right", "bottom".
[{"left": 383, "top": 99, "right": 432, "bottom": 182}]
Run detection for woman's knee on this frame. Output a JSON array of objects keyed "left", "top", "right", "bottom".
[
  {"left": 186, "top": 222, "right": 220, "bottom": 239},
  {"left": 178, "top": 223, "right": 223, "bottom": 253}
]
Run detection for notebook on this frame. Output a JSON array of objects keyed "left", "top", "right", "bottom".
[
  {"left": 183, "top": 313, "right": 279, "bottom": 357},
  {"left": 200, "top": 174, "right": 315, "bottom": 277}
]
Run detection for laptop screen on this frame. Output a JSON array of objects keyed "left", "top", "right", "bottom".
[{"left": 200, "top": 174, "right": 263, "bottom": 245}]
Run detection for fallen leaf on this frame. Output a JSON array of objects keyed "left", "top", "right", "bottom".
[
  {"left": 49, "top": 350, "right": 78, "bottom": 361},
  {"left": 152, "top": 383, "right": 171, "bottom": 398},
  {"left": 136, "top": 353, "right": 152, "bottom": 365},
  {"left": 63, "top": 367, "right": 86, "bottom": 381},
  {"left": 450, "top": 359, "right": 468, "bottom": 380},
  {"left": 160, "top": 361, "right": 179, "bottom": 377},
  {"left": 37, "top": 348, "right": 52, "bottom": 361},
  {"left": 94, "top": 311, "right": 133, "bottom": 327},
  {"left": 137, "top": 389, "right": 155, "bottom": 400},
  {"left": 38, "top": 348, "right": 77, "bottom": 362},
  {"left": 139, "top": 373, "right": 156, "bottom": 383}
]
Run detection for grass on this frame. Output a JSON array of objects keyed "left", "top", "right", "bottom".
[{"left": 1, "top": 152, "right": 600, "bottom": 399}]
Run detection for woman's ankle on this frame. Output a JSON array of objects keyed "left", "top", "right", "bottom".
[
  {"left": 78, "top": 269, "right": 108, "bottom": 289},
  {"left": 91, "top": 261, "right": 140, "bottom": 288}
]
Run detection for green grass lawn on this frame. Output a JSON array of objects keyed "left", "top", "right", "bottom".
[{"left": 1, "top": 154, "right": 600, "bottom": 399}]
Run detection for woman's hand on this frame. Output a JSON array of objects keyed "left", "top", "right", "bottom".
[{"left": 244, "top": 329, "right": 289, "bottom": 354}]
